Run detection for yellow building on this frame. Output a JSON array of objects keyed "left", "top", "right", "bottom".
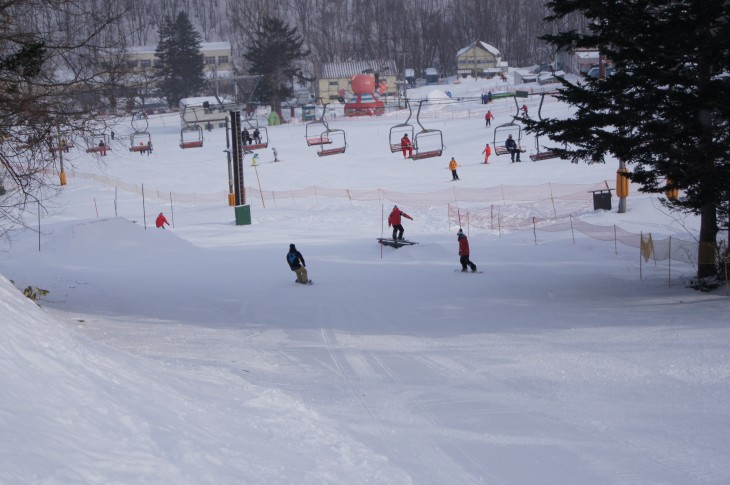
[
  {"left": 316, "top": 60, "right": 397, "bottom": 104},
  {"left": 125, "top": 42, "right": 233, "bottom": 73},
  {"left": 456, "top": 41, "right": 502, "bottom": 78}
]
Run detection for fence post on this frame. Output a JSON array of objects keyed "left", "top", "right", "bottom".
[
  {"left": 668, "top": 236, "right": 672, "bottom": 288},
  {"left": 142, "top": 183, "right": 147, "bottom": 230},
  {"left": 570, "top": 214, "right": 575, "bottom": 245},
  {"left": 549, "top": 182, "right": 557, "bottom": 219},
  {"left": 614, "top": 225, "right": 618, "bottom": 255},
  {"left": 498, "top": 212, "right": 502, "bottom": 239},
  {"left": 640, "top": 231, "right": 643, "bottom": 281},
  {"left": 533, "top": 217, "right": 537, "bottom": 245},
  {"left": 169, "top": 191, "right": 175, "bottom": 228},
  {"left": 490, "top": 204, "right": 494, "bottom": 230}
]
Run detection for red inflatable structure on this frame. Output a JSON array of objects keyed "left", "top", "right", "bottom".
[{"left": 344, "top": 74, "right": 385, "bottom": 117}]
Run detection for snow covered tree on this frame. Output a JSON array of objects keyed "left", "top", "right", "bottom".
[
  {"left": 243, "top": 16, "right": 309, "bottom": 117},
  {"left": 154, "top": 12, "right": 205, "bottom": 108},
  {"left": 531, "top": 0, "right": 730, "bottom": 282}
]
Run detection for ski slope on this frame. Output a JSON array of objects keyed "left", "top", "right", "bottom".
[{"left": 1, "top": 75, "right": 729, "bottom": 485}]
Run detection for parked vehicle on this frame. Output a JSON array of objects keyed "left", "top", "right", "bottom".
[{"left": 586, "top": 66, "right": 615, "bottom": 79}]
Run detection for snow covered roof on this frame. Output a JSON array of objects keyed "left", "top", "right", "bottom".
[
  {"left": 127, "top": 42, "right": 231, "bottom": 55},
  {"left": 456, "top": 41, "right": 500, "bottom": 58},
  {"left": 318, "top": 59, "right": 397, "bottom": 79},
  {"left": 179, "top": 96, "right": 225, "bottom": 107}
]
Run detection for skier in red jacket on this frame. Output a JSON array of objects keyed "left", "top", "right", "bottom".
[
  {"left": 457, "top": 229, "right": 477, "bottom": 272},
  {"left": 388, "top": 205, "right": 413, "bottom": 240},
  {"left": 155, "top": 212, "right": 170, "bottom": 229}
]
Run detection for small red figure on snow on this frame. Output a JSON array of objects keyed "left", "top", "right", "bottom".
[{"left": 155, "top": 212, "right": 170, "bottom": 229}]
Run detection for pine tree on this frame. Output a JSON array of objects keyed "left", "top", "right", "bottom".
[
  {"left": 531, "top": 0, "right": 730, "bottom": 281},
  {"left": 154, "top": 12, "right": 206, "bottom": 108},
  {"left": 244, "top": 16, "right": 310, "bottom": 117}
]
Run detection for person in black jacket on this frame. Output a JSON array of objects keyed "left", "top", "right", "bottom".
[
  {"left": 286, "top": 244, "right": 309, "bottom": 283},
  {"left": 505, "top": 134, "right": 521, "bottom": 163}
]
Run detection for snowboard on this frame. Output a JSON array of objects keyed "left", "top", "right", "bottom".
[
  {"left": 454, "top": 269, "right": 484, "bottom": 274},
  {"left": 295, "top": 280, "right": 314, "bottom": 285},
  {"left": 377, "top": 238, "right": 418, "bottom": 248}
]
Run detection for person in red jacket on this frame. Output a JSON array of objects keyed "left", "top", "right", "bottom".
[
  {"left": 155, "top": 212, "right": 170, "bottom": 229},
  {"left": 482, "top": 143, "right": 492, "bottom": 164},
  {"left": 457, "top": 229, "right": 477, "bottom": 272},
  {"left": 388, "top": 205, "right": 413, "bottom": 240},
  {"left": 485, "top": 110, "right": 494, "bottom": 127},
  {"left": 401, "top": 133, "right": 413, "bottom": 158}
]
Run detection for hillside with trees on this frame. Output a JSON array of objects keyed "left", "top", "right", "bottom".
[{"left": 112, "top": 0, "right": 588, "bottom": 76}]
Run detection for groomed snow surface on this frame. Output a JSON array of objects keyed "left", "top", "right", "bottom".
[{"left": 1, "top": 77, "right": 729, "bottom": 484}]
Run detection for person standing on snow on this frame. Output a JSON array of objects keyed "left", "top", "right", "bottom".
[
  {"left": 388, "top": 205, "right": 413, "bottom": 240},
  {"left": 482, "top": 143, "right": 492, "bottom": 164},
  {"left": 485, "top": 110, "right": 494, "bottom": 127},
  {"left": 287, "top": 244, "right": 309, "bottom": 284},
  {"left": 521, "top": 103, "right": 529, "bottom": 118},
  {"left": 448, "top": 157, "right": 460, "bottom": 180},
  {"left": 401, "top": 133, "right": 413, "bottom": 158},
  {"left": 457, "top": 229, "right": 477, "bottom": 272},
  {"left": 155, "top": 212, "right": 170, "bottom": 229}
]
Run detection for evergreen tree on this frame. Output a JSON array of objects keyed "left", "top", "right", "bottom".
[
  {"left": 531, "top": 0, "right": 730, "bottom": 282},
  {"left": 244, "top": 16, "right": 310, "bottom": 117},
  {"left": 154, "top": 12, "right": 206, "bottom": 108}
]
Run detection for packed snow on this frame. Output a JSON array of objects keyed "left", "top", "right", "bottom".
[{"left": 1, "top": 75, "right": 729, "bottom": 485}]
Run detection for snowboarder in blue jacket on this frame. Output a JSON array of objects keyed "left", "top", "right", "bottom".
[{"left": 287, "top": 244, "right": 309, "bottom": 283}]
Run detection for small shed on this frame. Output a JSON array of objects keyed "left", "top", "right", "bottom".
[{"left": 425, "top": 68, "right": 439, "bottom": 84}]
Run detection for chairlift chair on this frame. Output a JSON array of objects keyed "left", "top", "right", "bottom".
[
  {"left": 493, "top": 122, "right": 525, "bottom": 156},
  {"left": 411, "top": 99, "right": 444, "bottom": 160},
  {"left": 129, "top": 131, "right": 152, "bottom": 152},
  {"left": 317, "top": 128, "right": 347, "bottom": 156},
  {"left": 528, "top": 92, "right": 560, "bottom": 161},
  {"left": 242, "top": 113, "right": 269, "bottom": 150},
  {"left": 129, "top": 116, "right": 152, "bottom": 152},
  {"left": 180, "top": 125, "right": 204, "bottom": 149},
  {"left": 85, "top": 133, "right": 112, "bottom": 153},
  {"left": 389, "top": 99, "right": 416, "bottom": 153}
]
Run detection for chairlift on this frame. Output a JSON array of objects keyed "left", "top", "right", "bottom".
[
  {"left": 305, "top": 101, "right": 333, "bottom": 146},
  {"left": 85, "top": 133, "right": 111, "bottom": 153},
  {"left": 388, "top": 98, "right": 416, "bottom": 153},
  {"left": 529, "top": 92, "right": 561, "bottom": 161},
  {"left": 50, "top": 133, "right": 75, "bottom": 153},
  {"left": 129, "top": 131, "right": 152, "bottom": 152},
  {"left": 180, "top": 125, "right": 204, "bottom": 149},
  {"left": 411, "top": 99, "right": 444, "bottom": 160},
  {"left": 129, "top": 116, "right": 152, "bottom": 153},
  {"left": 493, "top": 122, "right": 525, "bottom": 156},
  {"left": 242, "top": 113, "right": 269, "bottom": 150},
  {"left": 305, "top": 101, "right": 347, "bottom": 155},
  {"left": 317, "top": 128, "right": 347, "bottom": 156}
]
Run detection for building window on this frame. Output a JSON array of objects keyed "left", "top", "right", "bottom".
[
  {"left": 217, "top": 55, "right": 229, "bottom": 65},
  {"left": 328, "top": 80, "right": 339, "bottom": 87},
  {"left": 126, "top": 60, "right": 138, "bottom": 69},
  {"left": 140, "top": 59, "right": 151, "bottom": 68},
  {"left": 205, "top": 56, "right": 216, "bottom": 65},
  {"left": 153, "top": 59, "right": 162, "bottom": 67}
]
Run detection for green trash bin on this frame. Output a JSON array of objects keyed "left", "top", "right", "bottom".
[{"left": 235, "top": 204, "right": 252, "bottom": 226}]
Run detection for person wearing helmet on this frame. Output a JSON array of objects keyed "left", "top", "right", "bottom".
[
  {"left": 457, "top": 229, "right": 477, "bottom": 272},
  {"left": 388, "top": 205, "right": 413, "bottom": 240},
  {"left": 286, "top": 243, "right": 309, "bottom": 284}
]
